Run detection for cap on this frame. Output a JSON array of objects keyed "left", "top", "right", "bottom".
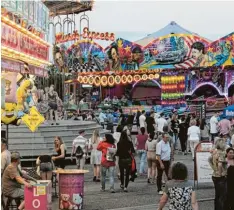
[{"left": 11, "top": 151, "right": 21, "bottom": 160}]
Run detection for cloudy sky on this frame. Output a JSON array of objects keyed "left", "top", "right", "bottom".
[{"left": 78, "top": 1, "right": 234, "bottom": 46}]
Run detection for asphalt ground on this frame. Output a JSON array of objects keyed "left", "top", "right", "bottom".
[{"left": 51, "top": 153, "right": 215, "bottom": 210}]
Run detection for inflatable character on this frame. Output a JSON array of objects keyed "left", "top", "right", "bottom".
[
  {"left": 16, "top": 79, "right": 33, "bottom": 113},
  {"left": 1, "top": 103, "right": 21, "bottom": 125}
]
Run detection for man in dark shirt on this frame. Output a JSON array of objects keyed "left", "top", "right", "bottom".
[{"left": 126, "top": 110, "right": 135, "bottom": 132}]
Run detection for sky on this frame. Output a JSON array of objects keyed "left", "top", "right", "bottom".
[{"left": 74, "top": 1, "right": 234, "bottom": 47}]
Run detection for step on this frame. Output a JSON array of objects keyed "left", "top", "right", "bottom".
[
  {"left": 8, "top": 137, "right": 45, "bottom": 144},
  {"left": 7, "top": 148, "right": 52, "bottom": 156},
  {"left": 8, "top": 132, "right": 43, "bottom": 138},
  {"left": 9, "top": 143, "right": 48, "bottom": 150}
]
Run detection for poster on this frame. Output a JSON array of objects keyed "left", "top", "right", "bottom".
[
  {"left": 1, "top": 71, "right": 18, "bottom": 103},
  {"left": 59, "top": 174, "right": 84, "bottom": 210},
  {"left": 196, "top": 152, "right": 213, "bottom": 183}
]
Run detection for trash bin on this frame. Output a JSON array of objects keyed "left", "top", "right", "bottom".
[
  {"left": 24, "top": 180, "right": 52, "bottom": 210},
  {"left": 54, "top": 169, "right": 89, "bottom": 210}
]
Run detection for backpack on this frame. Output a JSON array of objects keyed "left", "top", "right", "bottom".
[
  {"left": 106, "top": 146, "right": 116, "bottom": 162},
  {"left": 75, "top": 146, "right": 84, "bottom": 158}
]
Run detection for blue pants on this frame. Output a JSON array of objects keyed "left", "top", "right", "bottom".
[
  {"left": 101, "top": 166, "right": 115, "bottom": 190},
  {"left": 137, "top": 150, "right": 147, "bottom": 174}
]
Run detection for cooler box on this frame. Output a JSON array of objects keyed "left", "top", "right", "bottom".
[{"left": 24, "top": 180, "right": 52, "bottom": 210}]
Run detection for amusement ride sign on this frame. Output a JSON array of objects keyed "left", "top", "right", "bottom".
[{"left": 55, "top": 27, "right": 115, "bottom": 44}]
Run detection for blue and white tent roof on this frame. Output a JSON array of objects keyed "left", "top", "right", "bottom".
[{"left": 135, "top": 21, "right": 209, "bottom": 46}]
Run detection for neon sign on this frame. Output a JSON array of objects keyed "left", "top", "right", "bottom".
[{"left": 55, "top": 27, "right": 115, "bottom": 44}]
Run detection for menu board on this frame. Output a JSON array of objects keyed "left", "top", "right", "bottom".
[{"left": 196, "top": 152, "right": 213, "bottom": 183}]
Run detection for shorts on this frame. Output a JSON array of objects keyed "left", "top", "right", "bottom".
[
  {"left": 40, "top": 162, "right": 53, "bottom": 172},
  {"left": 48, "top": 102, "right": 58, "bottom": 110},
  {"left": 147, "top": 151, "right": 156, "bottom": 167},
  {"left": 9, "top": 188, "right": 24, "bottom": 199}
]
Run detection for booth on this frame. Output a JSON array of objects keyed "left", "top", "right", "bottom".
[
  {"left": 24, "top": 181, "right": 52, "bottom": 210},
  {"left": 54, "top": 169, "right": 89, "bottom": 210}
]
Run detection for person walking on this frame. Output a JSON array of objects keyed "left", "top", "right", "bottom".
[
  {"left": 218, "top": 116, "right": 231, "bottom": 137},
  {"left": 178, "top": 116, "right": 188, "bottom": 155},
  {"left": 171, "top": 114, "right": 180, "bottom": 150},
  {"left": 106, "top": 109, "right": 114, "bottom": 133},
  {"left": 71, "top": 130, "right": 88, "bottom": 170},
  {"left": 98, "top": 109, "right": 106, "bottom": 129},
  {"left": 126, "top": 110, "right": 135, "bottom": 133},
  {"left": 146, "top": 111, "right": 156, "bottom": 137},
  {"left": 156, "top": 113, "right": 168, "bottom": 135},
  {"left": 156, "top": 133, "right": 172, "bottom": 195},
  {"left": 210, "top": 112, "right": 219, "bottom": 142},
  {"left": 200, "top": 118, "right": 210, "bottom": 141},
  {"left": 97, "top": 134, "right": 116, "bottom": 193},
  {"left": 226, "top": 147, "right": 234, "bottom": 210},
  {"left": 52, "top": 136, "right": 67, "bottom": 169},
  {"left": 208, "top": 138, "right": 227, "bottom": 210},
  {"left": 116, "top": 130, "right": 135, "bottom": 192},
  {"left": 36, "top": 154, "right": 54, "bottom": 180},
  {"left": 136, "top": 110, "right": 141, "bottom": 130},
  {"left": 145, "top": 133, "right": 157, "bottom": 184},
  {"left": 187, "top": 120, "right": 200, "bottom": 160},
  {"left": 89, "top": 130, "right": 102, "bottom": 182},
  {"left": 135, "top": 127, "right": 148, "bottom": 175},
  {"left": 139, "top": 110, "right": 146, "bottom": 129},
  {"left": 158, "top": 162, "right": 198, "bottom": 210}
]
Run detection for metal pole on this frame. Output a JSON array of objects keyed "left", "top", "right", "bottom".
[{"left": 6, "top": 124, "right": 9, "bottom": 149}]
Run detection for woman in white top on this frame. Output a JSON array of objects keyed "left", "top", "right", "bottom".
[
  {"left": 187, "top": 120, "right": 200, "bottom": 160},
  {"left": 89, "top": 129, "right": 102, "bottom": 182},
  {"left": 145, "top": 133, "right": 158, "bottom": 184}
]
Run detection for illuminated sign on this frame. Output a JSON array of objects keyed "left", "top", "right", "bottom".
[
  {"left": 1, "top": 23, "right": 49, "bottom": 61},
  {"left": 55, "top": 27, "right": 115, "bottom": 44}
]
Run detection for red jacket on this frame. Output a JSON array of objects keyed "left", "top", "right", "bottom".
[{"left": 97, "top": 141, "right": 116, "bottom": 167}]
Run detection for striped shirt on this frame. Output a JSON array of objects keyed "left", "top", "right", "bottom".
[{"left": 72, "top": 135, "right": 88, "bottom": 155}]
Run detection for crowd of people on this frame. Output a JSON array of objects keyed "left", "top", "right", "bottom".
[{"left": 1, "top": 108, "right": 234, "bottom": 210}]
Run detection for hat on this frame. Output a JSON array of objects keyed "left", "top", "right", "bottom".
[
  {"left": 79, "top": 130, "right": 85, "bottom": 134},
  {"left": 1, "top": 138, "right": 7, "bottom": 145},
  {"left": 11, "top": 151, "right": 21, "bottom": 160}
]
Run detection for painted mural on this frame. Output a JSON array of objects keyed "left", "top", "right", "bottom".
[
  {"left": 104, "top": 38, "right": 143, "bottom": 71},
  {"left": 140, "top": 34, "right": 211, "bottom": 69},
  {"left": 53, "top": 40, "right": 105, "bottom": 73}
]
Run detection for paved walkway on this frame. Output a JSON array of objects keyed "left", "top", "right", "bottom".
[{"left": 51, "top": 153, "right": 214, "bottom": 210}]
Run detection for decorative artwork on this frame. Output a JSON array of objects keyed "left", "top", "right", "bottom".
[
  {"left": 141, "top": 34, "right": 210, "bottom": 69},
  {"left": 105, "top": 38, "right": 143, "bottom": 71}
]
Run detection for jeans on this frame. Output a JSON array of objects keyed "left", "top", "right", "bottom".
[
  {"left": 212, "top": 176, "right": 227, "bottom": 210},
  {"left": 137, "top": 150, "right": 147, "bottom": 174},
  {"left": 119, "top": 158, "right": 131, "bottom": 188},
  {"left": 101, "top": 166, "right": 115, "bottom": 190},
  {"left": 173, "top": 133, "right": 178, "bottom": 149},
  {"left": 156, "top": 160, "right": 170, "bottom": 192}
]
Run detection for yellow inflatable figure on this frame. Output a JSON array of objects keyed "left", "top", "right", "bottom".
[
  {"left": 1, "top": 103, "right": 21, "bottom": 125},
  {"left": 16, "top": 79, "right": 33, "bottom": 112}
]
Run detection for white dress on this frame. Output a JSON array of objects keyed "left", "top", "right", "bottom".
[{"left": 89, "top": 138, "right": 102, "bottom": 165}]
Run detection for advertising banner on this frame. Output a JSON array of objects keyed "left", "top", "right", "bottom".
[
  {"left": 1, "top": 23, "right": 49, "bottom": 61},
  {"left": 59, "top": 173, "right": 84, "bottom": 210},
  {"left": 1, "top": 71, "right": 18, "bottom": 103}
]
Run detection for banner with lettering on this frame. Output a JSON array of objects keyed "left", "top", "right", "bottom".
[{"left": 1, "top": 23, "right": 49, "bottom": 61}]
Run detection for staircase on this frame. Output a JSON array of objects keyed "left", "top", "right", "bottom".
[{"left": 2, "top": 120, "right": 109, "bottom": 165}]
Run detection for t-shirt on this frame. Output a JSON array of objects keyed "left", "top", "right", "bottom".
[
  {"left": 136, "top": 134, "right": 148, "bottom": 150},
  {"left": 2, "top": 164, "right": 22, "bottom": 196},
  {"left": 171, "top": 119, "right": 179, "bottom": 134},
  {"left": 187, "top": 125, "right": 200, "bottom": 141},
  {"left": 72, "top": 135, "right": 88, "bottom": 155},
  {"left": 210, "top": 116, "right": 218, "bottom": 134},
  {"left": 156, "top": 140, "right": 171, "bottom": 161},
  {"left": 139, "top": 114, "right": 146, "bottom": 128},
  {"left": 157, "top": 117, "right": 168, "bottom": 133},
  {"left": 99, "top": 112, "right": 106, "bottom": 123},
  {"left": 146, "top": 139, "right": 157, "bottom": 152},
  {"left": 164, "top": 180, "right": 194, "bottom": 210}
]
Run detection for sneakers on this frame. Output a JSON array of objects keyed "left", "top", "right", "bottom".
[
  {"left": 158, "top": 190, "right": 164, "bottom": 195},
  {"left": 147, "top": 178, "right": 151, "bottom": 183},
  {"left": 100, "top": 188, "right": 105, "bottom": 192},
  {"left": 124, "top": 188, "right": 128, "bottom": 192},
  {"left": 93, "top": 176, "right": 96, "bottom": 182},
  {"left": 120, "top": 184, "right": 124, "bottom": 189},
  {"left": 110, "top": 189, "right": 115, "bottom": 193}
]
